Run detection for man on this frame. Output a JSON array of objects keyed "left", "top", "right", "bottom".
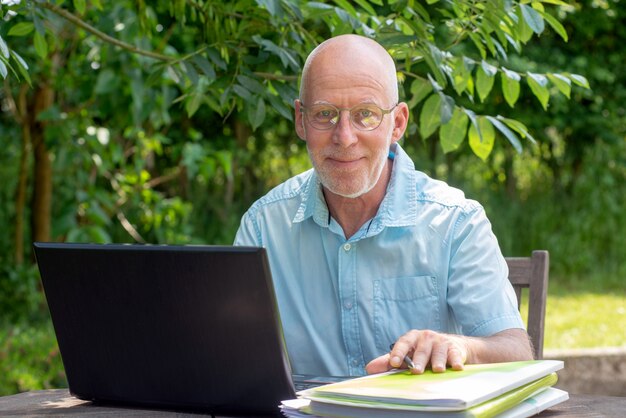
[{"left": 234, "top": 34, "right": 533, "bottom": 377}]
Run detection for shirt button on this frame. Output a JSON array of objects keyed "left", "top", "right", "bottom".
[
  {"left": 343, "top": 300, "right": 353, "bottom": 310},
  {"left": 352, "top": 359, "right": 359, "bottom": 366},
  {"left": 343, "top": 243, "right": 352, "bottom": 251}
]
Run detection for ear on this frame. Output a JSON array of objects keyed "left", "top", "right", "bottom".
[
  {"left": 294, "top": 99, "right": 306, "bottom": 141},
  {"left": 390, "top": 102, "right": 409, "bottom": 144}
]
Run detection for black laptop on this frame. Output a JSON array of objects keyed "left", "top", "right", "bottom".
[{"left": 33, "top": 243, "right": 339, "bottom": 416}]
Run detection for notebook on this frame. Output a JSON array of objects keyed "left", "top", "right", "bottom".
[{"left": 33, "top": 242, "right": 337, "bottom": 416}]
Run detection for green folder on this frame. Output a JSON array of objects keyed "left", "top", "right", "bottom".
[{"left": 301, "top": 360, "right": 564, "bottom": 415}]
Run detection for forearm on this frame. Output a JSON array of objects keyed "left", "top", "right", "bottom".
[{"left": 462, "top": 328, "right": 534, "bottom": 364}]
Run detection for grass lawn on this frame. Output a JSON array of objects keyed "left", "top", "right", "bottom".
[{"left": 521, "top": 276, "right": 626, "bottom": 350}]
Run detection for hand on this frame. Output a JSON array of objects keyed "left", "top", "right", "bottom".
[{"left": 365, "top": 330, "right": 468, "bottom": 375}]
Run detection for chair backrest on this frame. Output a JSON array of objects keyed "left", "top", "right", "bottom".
[{"left": 505, "top": 250, "right": 549, "bottom": 359}]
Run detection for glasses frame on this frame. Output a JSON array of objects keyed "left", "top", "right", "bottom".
[{"left": 299, "top": 102, "right": 398, "bottom": 131}]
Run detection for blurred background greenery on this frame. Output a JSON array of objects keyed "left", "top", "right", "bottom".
[{"left": 1, "top": 0, "right": 624, "bottom": 396}]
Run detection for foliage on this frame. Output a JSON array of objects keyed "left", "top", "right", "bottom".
[
  {"left": 1, "top": 0, "right": 588, "bottom": 160},
  {"left": 0, "top": 321, "right": 67, "bottom": 395}
]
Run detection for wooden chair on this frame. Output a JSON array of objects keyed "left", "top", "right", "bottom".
[{"left": 505, "top": 250, "right": 549, "bottom": 359}]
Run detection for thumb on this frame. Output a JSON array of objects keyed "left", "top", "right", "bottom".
[{"left": 365, "top": 353, "right": 392, "bottom": 375}]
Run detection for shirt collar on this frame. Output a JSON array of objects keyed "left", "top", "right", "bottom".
[
  {"left": 292, "top": 170, "right": 329, "bottom": 227},
  {"left": 292, "top": 143, "right": 418, "bottom": 231}
]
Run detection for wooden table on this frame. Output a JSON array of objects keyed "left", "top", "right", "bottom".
[{"left": 1, "top": 389, "right": 625, "bottom": 417}]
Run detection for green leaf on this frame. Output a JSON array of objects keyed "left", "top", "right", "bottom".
[
  {"left": 516, "top": 7, "right": 534, "bottom": 43},
  {"left": 256, "top": 0, "right": 282, "bottom": 16},
  {"left": 476, "top": 65, "right": 495, "bottom": 103},
  {"left": 165, "top": 65, "right": 180, "bottom": 84},
  {"left": 267, "top": 93, "right": 293, "bottom": 121},
  {"left": 237, "top": 75, "right": 265, "bottom": 95},
  {"left": 91, "top": 0, "right": 103, "bottom": 10},
  {"left": 486, "top": 116, "right": 522, "bottom": 153},
  {"left": 206, "top": 48, "right": 227, "bottom": 70},
  {"left": 249, "top": 96, "right": 266, "bottom": 131},
  {"left": 353, "top": 0, "right": 377, "bottom": 15},
  {"left": 87, "top": 226, "right": 112, "bottom": 244},
  {"left": 520, "top": 4, "right": 544, "bottom": 34},
  {"left": 407, "top": 77, "right": 433, "bottom": 108},
  {"left": 463, "top": 108, "right": 482, "bottom": 143},
  {"left": 419, "top": 94, "right": 441, "bottom": 139},
  {"left": 439, "top": 93, "right": 455, "bottom": 125},
  {"left": 451, "top": 58, "right": 470, "bottom": 95},
  {"left": 497, "top": 116, "right": 536, "bottom": 144},
  {"left": 186, "top": 77, "right": 208, "bottom": 117},
  {"left": 95, "top": 69, "right": 117, "bottom": 94},
  {"left": 233, "top": 85, "right": 252, "bottom": 101},
  {"left": 0, "top": 60, "right": 7, "bottom": 79},
  {"left": 469, "top": 116, "right": 495, "bottom": 161},
  {"left": 566, "top": 73, "right": 590, "bottom": 89},
  {"left": 547, "top": 73, "right": 571, "bottom": 98},
  {"left": 36, "top": 105, "right": 62, "bottom": 122},
  {"left": 253, "top": 36, "right": 299, "bottom": 71},
  {"left": 182, "top": 61, "right": 199, "bottom": 85},
  {"left": 8, "top": 22, "right": 35, "bottom": 37},
  {"left": 481, "top": 61, "right": 498, "bottom": 77},
  {"left": 0, "top": 35, "right": 9, "bottom": 59},
  {"left": 440, "top": 108, "right": 469, "bottom": 153},
  {"left": 11, "top": 51, "right": 31, "bottom": 85},
  {"left": 527, "top": 72, "right": 550, "bottom": 110},
  {"left": 185, "top": 92, "right": 203, "bottom": 117},
  {"left": 468, "top": 33, "right": 487, "bottom": 59},
  {"left": 540, "top": 10, "right": 568, "bottom": 41},
  {"left": 33, "top": 32, "right": 48, "bottom": 59},
  {"left": 74, "top": 0, "right": 87, "bottom": 15},
  {"left": 501, "top": 69, "right": 521, "bottom": 107},
  {"left": 332, "top": 0, "right": 358, "bottom": 16},
  {"left": 191, "top": 55, "right": 216, "bottom": 80}
]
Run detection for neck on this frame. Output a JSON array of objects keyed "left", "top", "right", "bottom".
[{"left": 324, "top": 160, "right": 393, "bottom": 239}]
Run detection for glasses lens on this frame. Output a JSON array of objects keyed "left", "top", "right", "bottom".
[
  {"left": 351, "top": 105, "right": 384, "bottom": 130},
  {"left": 308, "top": 105, "right": 339, "bottom": 129}
]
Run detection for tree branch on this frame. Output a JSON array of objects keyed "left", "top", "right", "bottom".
[
  {"left": 38, "top": 1, "right": 174, "bottom": 62},
  {"left": 253, "top": 72, "right": 298, "bottom": 81}
]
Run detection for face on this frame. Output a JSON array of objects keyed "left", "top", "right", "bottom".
[{"left": 295, "top": 41, "right": 408, "bottom": 199}]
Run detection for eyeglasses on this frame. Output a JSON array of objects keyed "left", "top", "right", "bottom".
[{"left": 300, "top": 103, "right": 397, "bottom": 131}]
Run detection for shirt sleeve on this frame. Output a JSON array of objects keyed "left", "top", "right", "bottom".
[
  {"left": 445, "top": 205, "right": 526, "bottom": 336},
  {"left": 233, "top": 210, "right": 261, "bottom": 246}
]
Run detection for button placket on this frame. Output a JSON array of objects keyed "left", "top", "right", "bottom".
[{"left": 338, "top": 241, "right": 365, "bottom": 374}]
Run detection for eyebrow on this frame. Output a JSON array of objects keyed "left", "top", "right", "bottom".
[{"left": 310, "top": 99, "right": 380, "bottom": 106}]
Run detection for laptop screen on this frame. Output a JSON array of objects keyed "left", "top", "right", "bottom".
[{"left": 34, "top": 243, "right": 297, "bottom": 415}]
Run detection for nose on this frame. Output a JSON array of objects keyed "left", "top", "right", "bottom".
[{"left": 332, "top": 110, "right": 358, "bottom": 147}]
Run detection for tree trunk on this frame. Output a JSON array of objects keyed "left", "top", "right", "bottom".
[
  {"left": 30, "top": 84, "right": 55, "bottom": 245},
  {"left": 14, "top": 85, "right": 31, "bottom": 265}
]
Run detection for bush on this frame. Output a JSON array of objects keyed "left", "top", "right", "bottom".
[{"left": 0, "top": 321, "right": 67, "bottom": 396}]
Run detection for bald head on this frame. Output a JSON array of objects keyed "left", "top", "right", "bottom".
[{"left": 299, "top": 35, "right": 399, "bottom": 106}]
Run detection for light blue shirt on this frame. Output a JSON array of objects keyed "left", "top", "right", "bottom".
[{"left": 234, "top": 144, "right": 524, "bottom": 377}]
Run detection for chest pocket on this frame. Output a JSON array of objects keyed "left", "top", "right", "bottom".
[{"left": 373, "top": 275, "right": 440, "bottom": 351}]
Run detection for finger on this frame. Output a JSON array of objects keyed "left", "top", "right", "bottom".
[
  {"left": 448, "top": 344, "right": 466, "bottom": 371},
  {"left": 430, "top": 340, "right": 449, "bottom": 373},
  {"left": 410, "top": 331, "right": 436, "bottom": 374},
  {"left": 365, "top": 353, "right": 392, "bottom": 374},
  {"left": 390, "top": 331, "right": 419, "bottom": 368}
]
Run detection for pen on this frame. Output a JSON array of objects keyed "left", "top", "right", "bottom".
[{"left": 389, "top": 343, "right": 416, "bottom": 370}]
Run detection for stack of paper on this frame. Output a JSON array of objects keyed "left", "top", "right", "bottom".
[{"left": 281, "top": 360, "right": 568, "bottom": 418}]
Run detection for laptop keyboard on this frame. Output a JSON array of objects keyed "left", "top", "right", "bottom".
[{"left": 292, "top": 374, "right": 350, "bottom": 392}]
